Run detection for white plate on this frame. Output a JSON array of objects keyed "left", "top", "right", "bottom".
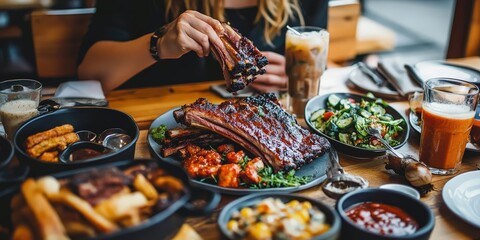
[{"left": 442, "top": 170, "right": 480, "bottom": 228}]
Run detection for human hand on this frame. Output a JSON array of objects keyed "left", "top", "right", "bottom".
[
  {"left": 249, "top": 51, "right": 288, "bottom": 93},
  {"left": 158, "top": 10, "right": 224, "bottom": 59}
]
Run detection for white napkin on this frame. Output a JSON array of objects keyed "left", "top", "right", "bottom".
[{"left": 54, "top": 80, "right": 105, "bottom": 99}]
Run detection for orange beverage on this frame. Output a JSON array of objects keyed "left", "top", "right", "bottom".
[
  {"left": 419, "top": 103, "right": 474, "bottom": 170},
  {"left": 419, "top": 78, "right": 478, "bottom": 175}
]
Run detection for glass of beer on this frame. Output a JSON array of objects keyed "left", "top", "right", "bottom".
[
  {"left": 0, "top": 79, "right": 42, "bottom": 139},
  {"left": 419, "top": 78, "right": 479, "bottom": 175},
  {"left": 285, "top": 26, "right": 329, "bottom": 117}
]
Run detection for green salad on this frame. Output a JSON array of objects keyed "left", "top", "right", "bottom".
[{"left": 310, "top": 93, "right": 405, "bottom": 149}]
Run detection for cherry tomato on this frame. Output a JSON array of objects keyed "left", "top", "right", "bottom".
[{"left": 323, "top": 111, "right": 334, "bottom": 120}]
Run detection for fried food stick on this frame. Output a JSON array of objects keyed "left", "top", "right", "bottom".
[
  {"left": 26, "top": 124, "right": 75, "bottom": 149},
  {"left": 27, "top": 132, "right": 79, "bottom": 158},
  {"left": 12, "top": 224, "right": 35, "bottom": 240},
  {"left": 21, "top": 178, "right": 68, "bottom": 240},
  {"left": 39, "top": 151, "right": 59, "bottom": 162},
  {"left": 48, "top": 191, "right": 118, "bottom": 233}
]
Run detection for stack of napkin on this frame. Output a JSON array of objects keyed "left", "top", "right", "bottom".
[{"left": 376, "top": 58, "right": 423, "bottom": 97}]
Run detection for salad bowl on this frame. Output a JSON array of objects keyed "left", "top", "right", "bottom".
[{"left": 305, "top": 93, "right": 409, "bottom": 158}]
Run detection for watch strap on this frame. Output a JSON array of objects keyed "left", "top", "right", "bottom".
[{"left": 150, "top": 26, "right": 166, "bottom": 61}]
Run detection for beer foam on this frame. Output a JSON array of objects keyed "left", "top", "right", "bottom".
[{"left": 423, "top": 102, "right": 475, "bottom": 119}]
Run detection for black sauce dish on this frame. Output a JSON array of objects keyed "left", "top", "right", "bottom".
[
  {"left": 0, "top": 134, "right": 29, "bottom": 187},
  {"left": 13, "top": 107, "right": 139, "bottom": 176},
  {"left": 336, "top": 188, "right": 435, "bottom": 240},
  {"left": 305, "top": 92, "right": 409, "bottom": 158},
  {"left": 218, "top": 193, "right": 341, "bottom": 240},
  {"left": 0, "top": 159, "right": 221, "bottom": 240}
]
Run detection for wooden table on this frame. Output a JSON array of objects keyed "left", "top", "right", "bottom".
[{"left": 106, "top": 67, "right": 480, "bottom": 239}]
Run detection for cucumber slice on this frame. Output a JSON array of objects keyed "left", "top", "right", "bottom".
[
  {"left": 338, "top": 133, "right": 352, "bottom": 144},
  {"left": 310, "top": 109, "right": 325, "bottom": 122},
  {"left": 327, "top": 94, "right": 341, "bottom": 108},
  {"left": 355, "top": 116, "right": 369, "bottom": 137},
  {"left": 336, "top": 117, "right": 353, "bottom": 129},
  {"left": 358, "top": 109, "right": 372, "bottom": 118},
  {"left": 370, "top": 105, "right": 386, "bottom": 115}
]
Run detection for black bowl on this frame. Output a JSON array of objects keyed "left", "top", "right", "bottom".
[
  {"left": 0, "top": 159, "right": 220, "bottom": 240},
  {"left": 305, "top": 92, "right": 409, "bottom": 158},
  {"left": 218, "top": 193, "right": 341, "bottom": 240},
  {"left": 13, "top": 107, "right": 139, "bottom": 176},
  {"left": 336, "top": 188, "right": 435, "bottom": 240},
  {"left": 0, "top": 135, "right": 14, "bottom": 171}
]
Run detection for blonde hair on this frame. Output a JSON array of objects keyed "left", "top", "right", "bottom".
[{"left": 164, "top": 0, "right": 305, "bottom": 45}]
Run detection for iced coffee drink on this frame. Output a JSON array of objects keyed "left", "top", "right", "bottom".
[{"left": 285, "top": 26, "right": 329, "bottom": 117}]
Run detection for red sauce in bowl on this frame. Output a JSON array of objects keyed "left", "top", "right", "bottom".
[
  {"left": 69, "top": 148, "right": 103, "bottom": 161},
  {"left": 345, "top": 202, "right": 418, "bottom": 236}
]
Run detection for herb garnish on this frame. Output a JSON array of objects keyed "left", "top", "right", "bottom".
[
  {"left": 249, "top": 167, "right": 312, "bottom": 189},
  {"left": 150, "top": 124, "right": 167, "bottom": 144}
]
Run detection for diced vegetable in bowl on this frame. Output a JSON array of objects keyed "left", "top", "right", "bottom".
[{"left": 305, "top": 93, "right": 409, "bottom": 158}]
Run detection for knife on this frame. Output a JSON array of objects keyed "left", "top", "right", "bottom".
[{"left": 357, "top": 62, "right": 385, "bottom": 86}]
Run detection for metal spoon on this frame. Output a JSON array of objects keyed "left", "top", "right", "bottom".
[
  {"left": 102, "top": 133, "right": 132, "bottom": 150},
  {"left": 367, "top": 127, "right": 404, "bottom": 158},
  {"left": 322, "top": 147, "right": 369, "bottom": 199}
]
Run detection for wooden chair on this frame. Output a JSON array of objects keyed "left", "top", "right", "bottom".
[
  {"left": 447, "top": 0, "right": 480, "bottom": 58},
  {"left": 31, "top": 8, "right": 94, "bottom": 79}
]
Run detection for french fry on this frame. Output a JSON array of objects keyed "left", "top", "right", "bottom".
[
  {"left": 48, "top": 191, "right": 118, "bottom": 233},
  {"left": 21, "top": 178, "right": 68, "bottom": 240},
  {"left": 154, "top": 176, "right": 184, "bottom": 193},
  {"left": 12, "top": 224, "right": 35, "bottom": 240},
  {"left": 38, "top": 151, "right": 59, "bottom": 162},
  {"left": 133, "top": 174, "right": 158, "bottom": 200},
  {"left": 25, "top": 124, "right": 74, "bottom": 149},
  {"left": 94, "top": 192, "right": 148, "bottom": 221}
]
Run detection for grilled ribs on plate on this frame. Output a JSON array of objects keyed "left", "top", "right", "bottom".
[{"left": 173, "top": 93, "right": 330, "bottom": 172}]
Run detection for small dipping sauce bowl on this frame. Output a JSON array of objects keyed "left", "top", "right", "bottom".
[
  {"left": 59, "top": 141, "right": 112, "bottom": 163},
  {"left": 379, "top": 184, "right": 420, "bottom": 200},
  {"left": 336, "top": 188, "right": 434, "bottom": 240}
]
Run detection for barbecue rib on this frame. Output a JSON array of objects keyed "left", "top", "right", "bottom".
[
  {"left": 174, "top": 94, "right": 330, "bottom": 172},
  {"left": 211, "top": 23, "right": 268, "bottom": 92}
]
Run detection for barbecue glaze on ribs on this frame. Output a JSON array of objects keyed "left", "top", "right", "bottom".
[
  {"left": 174, "top": 94, "right": 330, "bottom": 172},
  {"left": 211, "top": 23, "right": 268, "bottom": 92}
]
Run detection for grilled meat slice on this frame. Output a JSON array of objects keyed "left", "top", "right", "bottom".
[
  {"left": 174, "top": 93, "right": 330, "bottom": 171},
  {"left": 211, "top": 23, "right": 268, "bottom": 92},
  {"left": 160, "top": 127, "right": 228, "bottom": 157}
]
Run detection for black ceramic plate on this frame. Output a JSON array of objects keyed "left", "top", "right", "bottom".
[
  {"left": 305, "top": 93, "right": 410, "bottom": 158},
  {"left": 218, "top": 193, "right": 341, "bottom": 240},
  {"left": 409, "top": 111, "right": 480, "bottom": 152},
  {"left": 147, "top": 108, "right": 330, "bottom": 195}
]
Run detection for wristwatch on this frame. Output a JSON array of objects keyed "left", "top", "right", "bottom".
[{"left": 150, "top": 26, "right": 167, "bottom": 61}]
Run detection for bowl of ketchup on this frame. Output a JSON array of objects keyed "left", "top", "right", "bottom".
[{"left": 336, "top": 188, "right": 434, "bottom": 240}]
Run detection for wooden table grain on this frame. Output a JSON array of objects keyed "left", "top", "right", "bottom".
[{"left": 107, "top": 65, "right": 480, "bottom": 239}]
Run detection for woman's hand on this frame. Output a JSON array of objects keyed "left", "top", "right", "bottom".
[
  {"left": 158, "top": 10, "right": 224, "bottom": 59},
  {"left": 250, "top": 51, "right": 288, "bottom": 93}
]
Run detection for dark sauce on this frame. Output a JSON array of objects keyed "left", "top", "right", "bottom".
[
  {"left": 346, "top": 202, "right": 418, "bottom": 236},
  {"left": 69, "top": 148, "right": 103, "bottom": 161}
]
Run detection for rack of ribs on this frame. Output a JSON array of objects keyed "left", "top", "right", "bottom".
[
  {"left": 211, "top": 23, "right": 268, "bottom": 92},
  {"left": 173, "top": 93, "right": 330, "bottom": 172}
]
